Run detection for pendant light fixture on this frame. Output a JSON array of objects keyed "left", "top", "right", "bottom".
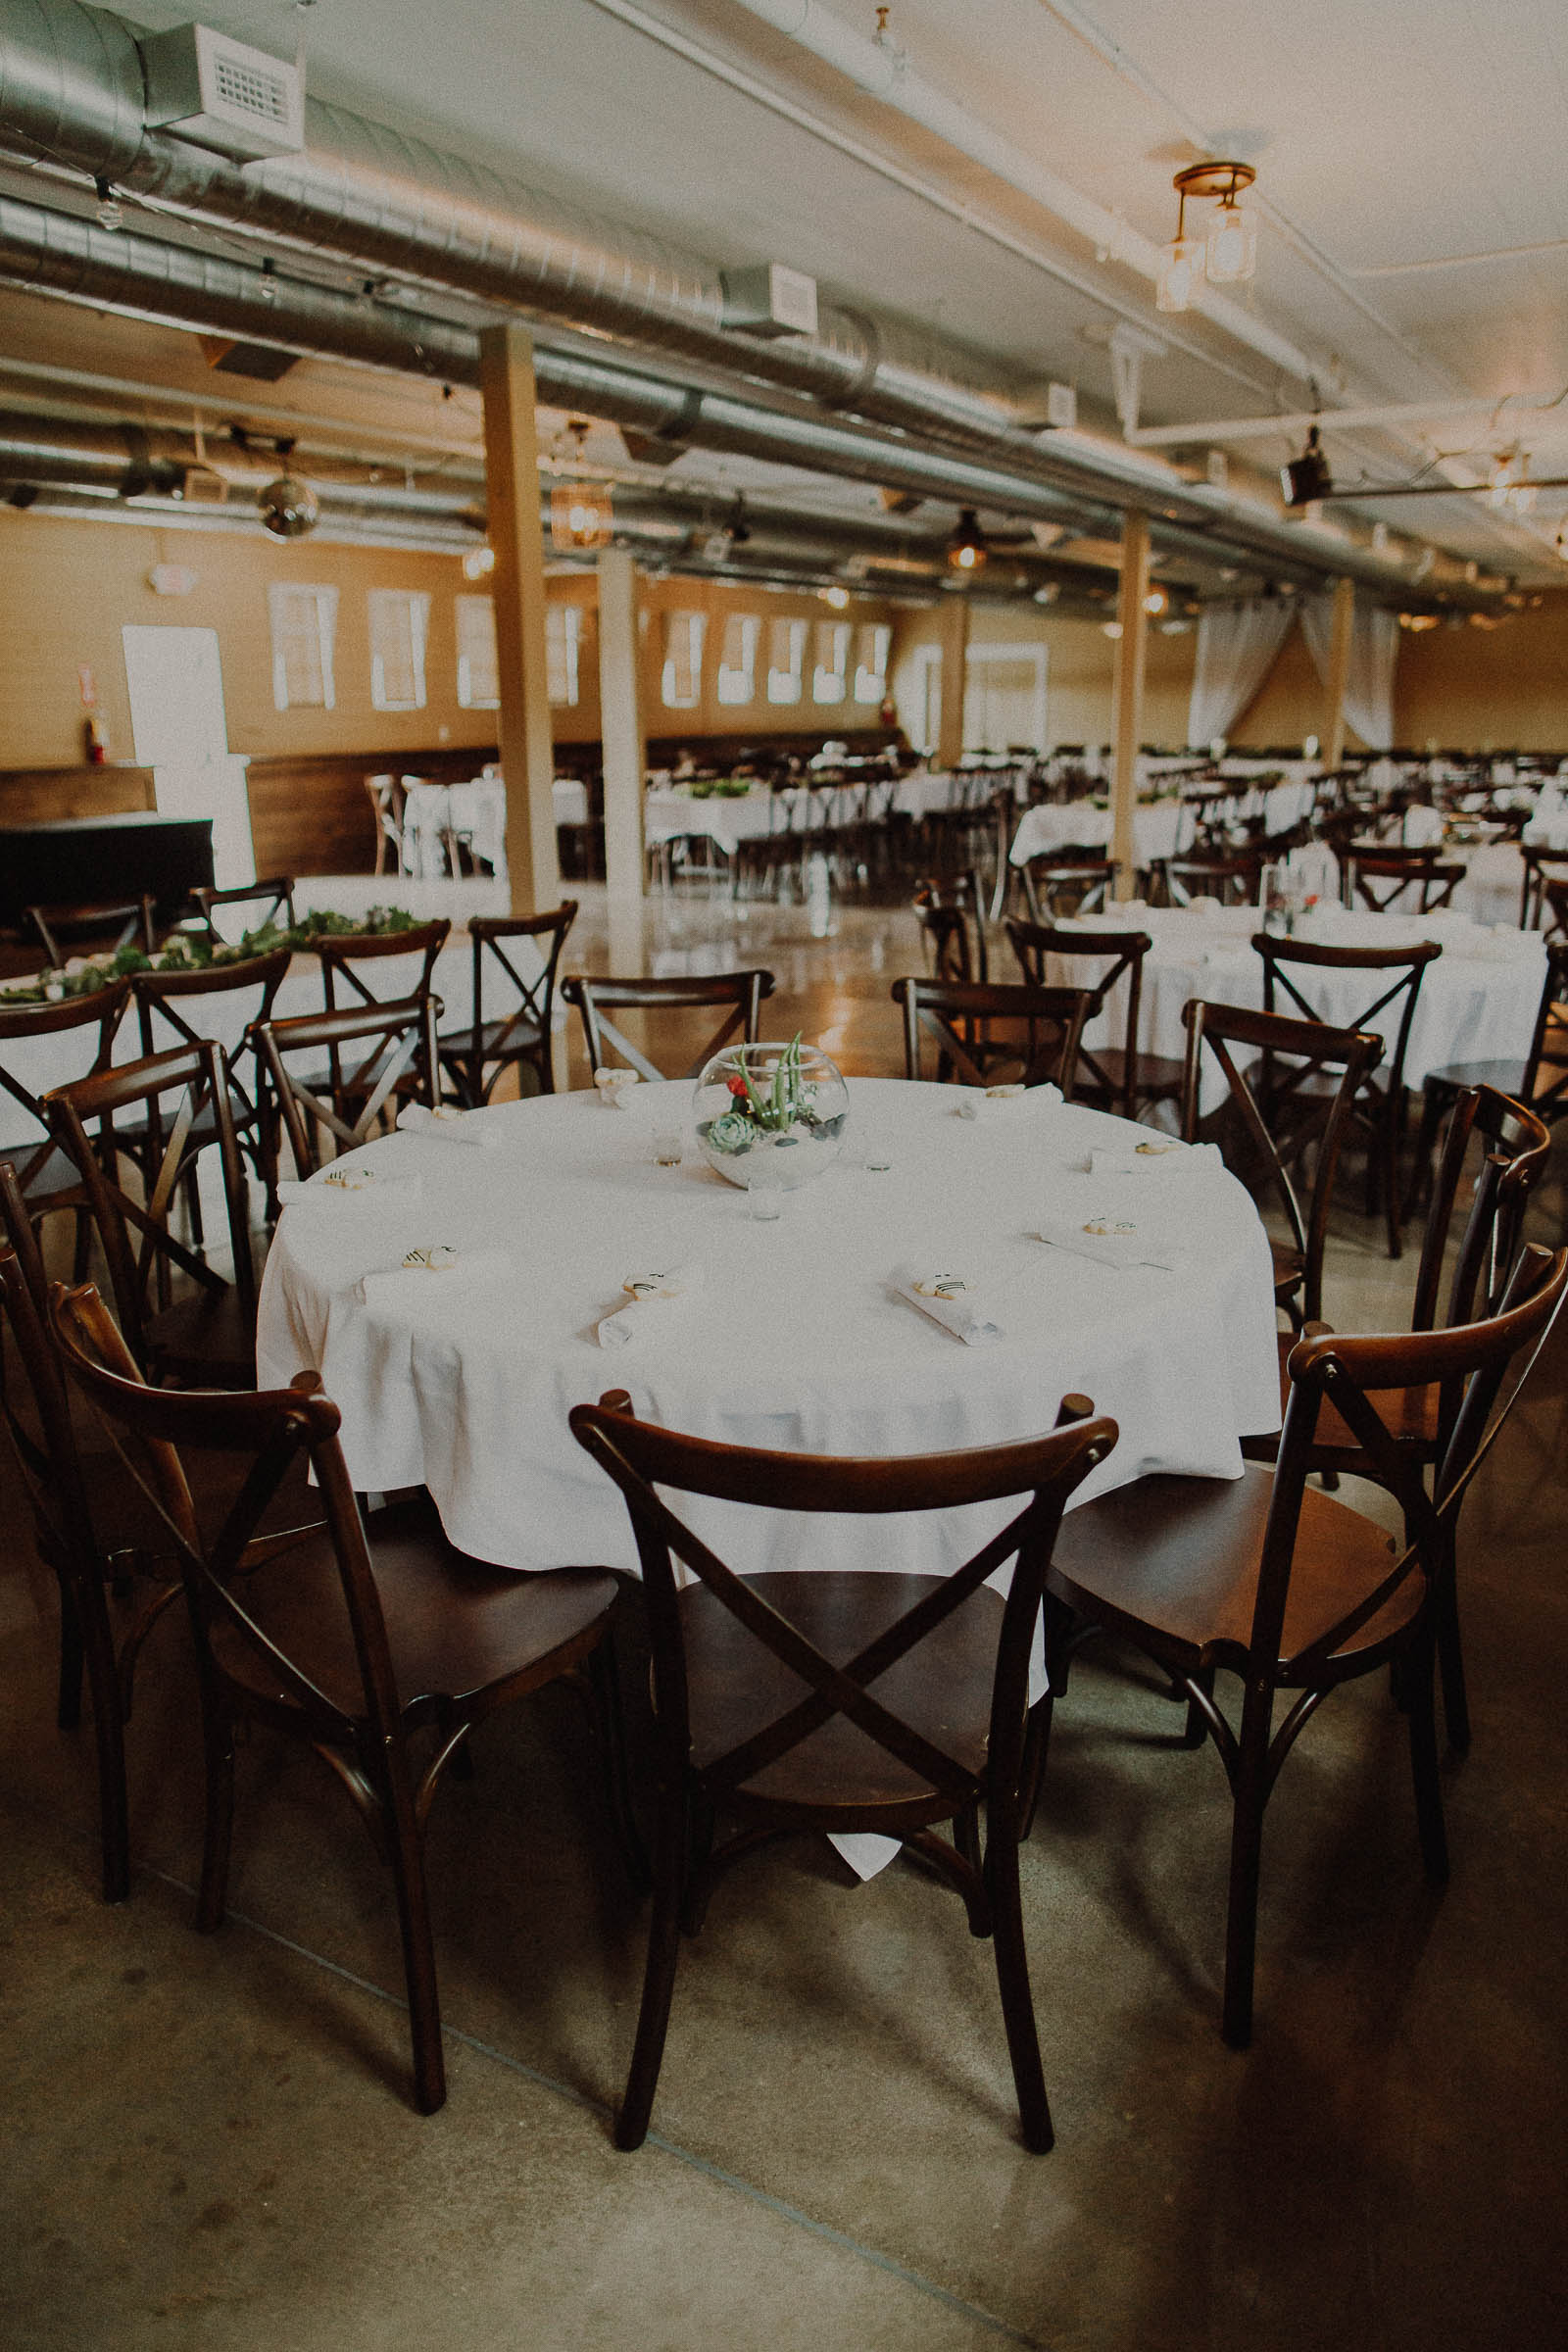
[
  {"left": 549, "top": 418, "right": 613, "bottom": 552},
  {"left": 947, "top": 507, "right": 988, "bottom": 573},
  {"left": 1157, "top": 161, "right": 1258, "bottom": 313}
]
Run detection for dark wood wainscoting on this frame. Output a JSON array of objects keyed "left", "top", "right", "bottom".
[
  {"left": 243, "top": 747, "right": 499, "bottom": 877},
  {"left": 0, "top": 764, "right": 157, "bottom": 826}
]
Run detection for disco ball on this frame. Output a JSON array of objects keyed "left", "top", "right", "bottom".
[{"left": 257, "top": 474, "right": 318, "bottom": 538}]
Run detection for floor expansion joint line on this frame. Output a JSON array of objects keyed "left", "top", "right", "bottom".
[{"left": 141, "top": 1860, "right": 1050, "bottom": 2351}]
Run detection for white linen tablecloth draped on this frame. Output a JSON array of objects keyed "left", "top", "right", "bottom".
[{"left": 255, "top": 1078, "right": 1281, "bottom": 1584}]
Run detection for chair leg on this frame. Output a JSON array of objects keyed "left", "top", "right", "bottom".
[
  {"left": 56, "top": 1578, "right": 85, "bottom": 1732},
  {"left": 588, "top": 1638, "right": 652, "bottom": 1896},
  {"left": 1403, "top": 1082, "right": 1447, "bottom": 1225},
  {"left": 1431, "top": 1529, "right": 1472, "bottom": 1756},
  {"left": 72, "top": 1577, "right": 131, "bottom": 1904},
  {"left": 1181, "top": 1668, "right": 1213, "bottom": 1749},
  {"left": 1401, "top": 1633, "right": 1450, "bottom": 1886},
  {"left": 1382, "top": 1089, "right": 1405, "bottom": 1260},
  {"left": 195, "top": 1690, "right": 237, "bottom": 1936},
  {"left": 616, "top": 1788, "right": 689, "bottom": 2152},
  {"left": 1221, "top": 1706, "right": 1271, "bottom": 2050},
  {"left": 382, "top": 1784, "right": 447, "bottom": 2115},
  {"left": 985, "top": 1820, "right": 1054, "bottom": 2153}
]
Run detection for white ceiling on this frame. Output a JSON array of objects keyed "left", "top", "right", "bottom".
[{"left": 6, "top": 0, "right": 1568, "bottom": 578}]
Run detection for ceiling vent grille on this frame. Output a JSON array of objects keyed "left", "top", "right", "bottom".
[{"left": 141, "top": 24, "right": 306, "bottom": 162}]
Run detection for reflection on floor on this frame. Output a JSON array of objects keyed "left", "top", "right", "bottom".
[{"left": 2, "top": 878, "right": 1565, "bottom": 2351}]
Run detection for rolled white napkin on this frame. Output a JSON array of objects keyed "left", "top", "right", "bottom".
[
  {"left": 276, "top": 1168, "right": 421, "bottom": 1207},
  {"left": 596, "top": 1263, "right": 705, "bottom": 1349},
  {"left": 360, "top": 1248, "right": 511, "bottom": 1304},
  {"left": 956, "top": 1082, "right": 1063, "bottom": 1121},
  {"left": 893, "top": 1267, "right": 1004, "bottom": 1345},
  {"left": 593, "top": 1066, "right": 642, "bottom": 1109},
  {"left": 1087, "top": 1141, "right": 1221, "bottom": 1178},
  {"left": 1037, "top": 1213, "right": 1182, "bottom": 1271},
  {"left": 395, "top": 1104, "right": 503, "bottom": 1149}
]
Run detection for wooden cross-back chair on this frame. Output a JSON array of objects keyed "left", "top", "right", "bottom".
[
  {"left": 1018, "top": 856, "right": 1117, "bottom": 925},
  {"left": 561, "top": 969, "right": 775, "bottom": 1082},
  {"left": 45, "top": 1038, "right": 259, "bottom": 1388},
  {"left": 892, "top": 974, "right": 1092, "bottom": 1096},
  {"left": 315, "top": 917, "right": 450, "bottom": 1017},
  {"left": 364, "top": 773, "right": 407, "bottom": 876},
  {"left": 128, "top": 946, "right": 292, "bottom": 1201},
  {"left": 253, "top": 997, "right": 440, "bottom": 1182},
  {"left": 1519, "top": 848, "right": 1568, "bottom": 929},
  {"left": 1348, "top": 848, "right": 1465, "bottom": 915},
  {"left": 189, "top": 876, "right": 297, "bottom": 945},
  {"left": 1042, "top": 1244, "right": 1568, "bottom": 2051},
  {"left": 911, "top": 870, "right": 989, "bottom": 985},
  {"left": 1005, "top": 917, "right": 1186, "bottom": 1122},
  {"left": 48, "top": 1281, "right": 638, "bottom": 2117},
  {"left": 0, "top": 980, "right": 128, "bottom": 1256},
  {"left": 1180, "top": 999, "right": 1384, "bottom": 1330},
  {"left": 1254, "top": 933, "right": 1443, "bottom": 1259},
  {"left": 569, "top": 1389, "right": 1118, "bottom": 2152},
  {"left": 1155, "top": 853, "right": 1262, "bottom": 908},
  {"left": 436, "top": 902, "right": 576, "bottom": 1107},
  {"left": 24, "top": 897, "right": 157, "bottom": 969},
  {"left": 1406, "top": 939, "right": 1568, "bottom": 1217}
]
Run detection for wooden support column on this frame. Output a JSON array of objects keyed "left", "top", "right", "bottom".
[
  {"left": 935, "top": 594, "right": 970, "bottom": 770},
  {"left": 597, "top": 543, "right": 645, "bottom": 905},
  {"left": 479, "top": 323, "right": 561, "bottom": 914},
  {"left": 1323, "top": 574, "right": 1356, "bottom": 771},
  {"left": 1109, "top": 509, "right": 1151, "bottom": 902}
]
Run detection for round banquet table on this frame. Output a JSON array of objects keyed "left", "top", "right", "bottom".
[{"left": 255, "top": 1078, "right": 1282, "bottom": 1585}]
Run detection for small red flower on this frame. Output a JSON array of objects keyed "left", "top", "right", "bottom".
[{"left": 727, "top": 1074, "right": 749, "bottom": 1098}]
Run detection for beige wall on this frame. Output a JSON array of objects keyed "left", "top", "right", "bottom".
[
  {"left": 889, "top": 601, "right": 1198, "bottom": 752},
  {"left": 1395, "top": 595, "right": 1568, "bottom": 750}
]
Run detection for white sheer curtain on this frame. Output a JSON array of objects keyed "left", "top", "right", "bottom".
[
  {"left": 1187, "top": 599, "right": 1295, "bottom": 749},
  {"left": 1300, "top": 591, "right": 1399, "bottom": 752}
]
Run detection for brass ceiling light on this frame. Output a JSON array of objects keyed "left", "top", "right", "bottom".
[
  {"left": 1157, "top": 161, "right": 1257, "bottom": 313},
  {"left": 549, "top": 419, "right": 613, "bottom": 552},
  {"left": 947, "top": 507, "right": 988, "bottom": 573}
]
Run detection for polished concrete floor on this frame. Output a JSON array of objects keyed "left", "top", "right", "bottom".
[{"left": 3, "top": 883, "right": 1566, "bottom": 2351}]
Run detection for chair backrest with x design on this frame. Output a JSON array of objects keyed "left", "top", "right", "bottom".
[
  {"left": 892, "top": 975, "right": 1092, "bottom": 1095},
  {"left": 1412, "top": 1084, "right": 1551, "bottom": 1355},
  {"left": 315, "top": 918, "right": 451, "bottom": 1016},
  {"left": 1019, "top": 857, "right": 1116, "bottom": 925},
  {"left": 129, "top": 948, "right": 291, "bottom": 1136},
  {"left": 451, "top": 903, "right": 577, "bottom": 1101},
  {"left": 561, "top": 970, "right": 775, "bottom": 1082},
  {"left": 24, "top": 898, "right": 157, "bottom": 969},
  {"left": 1254, "top": 934, "right": 1442, "bottom": 1114},
  {"left": 190, "top": 877, "right": 298, "bottom": 945},
  {"left": 569, "top": 1392, "right": 1116, "bottom": 1830},
  {"left": 1349, "top": 850, "right": 1464, "bottom": 915},
  {"left": 1181, "top": 1000, "right": 1384, "bottom": 1324},
  {"left": 1005, "top": 918, "right": 1151, "bottom": 1119},
  {"left": 0, "top": 1162, "right": 100, "bottom": 1594},
  {"left": 253, "top": 997, "right": 440, "bottom": 1177},
  {"left": 44, "top": 1039, "right": 255, "bottom": 1375},
  {"left": 0, "top": 981, "right": 129, "bottom": 1212},
  {"left": 912, "top": 872, "right": 988, "bottom": 985}
]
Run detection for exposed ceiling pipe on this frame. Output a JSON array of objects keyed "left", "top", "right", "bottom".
[
  {"left": 1133, "top": 397, "right": 1544, "bottom": 449},
  {"left": 719, "top": 0, "right": 1315, "bottom": 382},
  {"left": 0, "top": 187, "right": 1485, "bottom": 606}
]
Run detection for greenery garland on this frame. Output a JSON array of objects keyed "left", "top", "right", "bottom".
[{"left": 0, "top": 905, "right": 419, "bottom": 1007}]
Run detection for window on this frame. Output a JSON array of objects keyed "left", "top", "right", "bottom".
[
  {"left": 455, "top": 594, "right": 500, "bottom": 709},
  {"left": 661, "top": 610, "right": 706, "bottom": 709},
  {"left": 546, "top": 602, "right": 582, "bottom": 707},
  {"left": 766, "top": 616, "right": 806, "bottom": 705},
  {"left": 715, "top": 612, "right": 759, "bottom": 706},
  {"left": 811, "top": 620, "right": 851, "bottom": 705},
  {"left": 854, "top": 622, "right": 892, "bottom": 706},
  {"left": 268, "top": 582, "right": 336, "bottom": 711},
  {"left": 368, "top": 588, "right": 429, "bottom": 710}
]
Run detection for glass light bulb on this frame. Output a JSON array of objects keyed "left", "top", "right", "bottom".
[
  {"left": 1155, "top": 237, "right": 1203, "bottom": 314},
  {"left": 1204, "top": 201, "right": 1256, "bottom": 286}
]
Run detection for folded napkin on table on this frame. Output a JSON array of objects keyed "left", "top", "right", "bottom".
[
  {"left": 893, "top": 1266, "right": 1004, "bottom": 1346},
  {"left": 1087, "top": 1141, "right": 1222, "bottom": 1178},
  {"left": 1037, "top": 1213, "right": 1183, "bottom": 1271},
  {"left": 956, "top": 1082, "right": 1062, "bottom": 1121},
  {"left": 276, "top": 1168, "right": 420, "bottom": 1207},
  {"left": 593, "top": 1066, "right": 643, "bottom": 1109},
  {"left": 596, "top": 1263, "right": 705, "bottom": 1350},
  {"left": 360, "top": 1248, "right": 511, "bottom": 1304},
  {"left": 395, "top": 1104, "right": 503, "bottom": 1149}
]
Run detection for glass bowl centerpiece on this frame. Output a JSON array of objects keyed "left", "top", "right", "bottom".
[{"left": 693, "top": 1035, "right": 849, "bottom": 1192}]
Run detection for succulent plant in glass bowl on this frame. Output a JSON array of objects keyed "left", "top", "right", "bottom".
[{"left": 693, "top": 1035, "right": 850, "bottom": 1192}]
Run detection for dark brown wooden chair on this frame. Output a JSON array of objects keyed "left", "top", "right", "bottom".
[
  {"left": 1006, "top": 918, "right": 1186, "bottom": 1121},
  {"left": 912, "top": 871, "right": 988, "bottom": 985},
  {"left": 1519, "top": 848, "right": 1568, "bottom": 930},
  {"left": 892, "top": 974, "right": 1092, "bottom": 1096},
  {"left": 316, "top": 917, "right": 450, "bottom": 1017},
  {"left": 561, "top": 969, "right": 775, "bottom": 1082},
  {"left": 1153, "top": 853, "right": 1262, "bottom": 908},
  {"left": 1181, "top": 999, "right": 1384, "bottom": 1330},
  {"left": 189, "top": 877, "right": 297, "bottom": 944},
  {"left": 45, "top": 1040, "right": 259, "bottom": 1387},
  {"left": 253, "top": 997, "right": 440, "bottom": 1183},
  {"left": 1255, "top": 933, "right": 1443, "bottom": 1258},
  {"left": 1406, "top": 941, "right": 1568, "bottom": 1216},
  {"left": 128, "top": 946, "right": 292, "bottom": 1202},
  {"left": 1042, "top": 1243, "right": 1568, "bottom": 2049},
  {"left": 49, "top": 1281, "right": 639, "bottom": 2116},
  {"left": 364, "top": 774, "right": 407, "bottom": 877},
  {"left": 24, "top": 898, "right": 157, "bottom": 968},
  {"left": 0, "top": 980, "right": 128, "bottom": 1255},
  {"left": 436, "top": 902, "right": 576, "bottom": 1107},
  {"left": 1018, "top": 856, "right": 1117, "bottom": 925},
  {"left": 1348, "top": 848, "right": 1465, "bottom": 915},
  {"left": 569, "top": 1389, "right": 1118, "bottom": 2151}
]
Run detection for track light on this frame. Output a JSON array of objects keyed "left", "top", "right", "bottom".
[
  {"left": 1282, "top": 424, "right": 1333, "bottom": 509},
  {"left": 947, "top": 508, "right": 988, "bottom": 573}
]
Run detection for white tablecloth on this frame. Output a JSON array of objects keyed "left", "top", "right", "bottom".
[
  {"left": 1048, "top": 905, "right": 1545, "bottom": 1094},
  {"left": 255, "top": 1079, "right": 1282, "bottom": 1582},
  {"left": 402, "top": 775, "right": 509, "bottom": 877},
  {"left": 1010, "top": 801, "right": 1188, "bottom": 867}
]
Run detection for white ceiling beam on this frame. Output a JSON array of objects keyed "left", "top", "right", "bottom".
[{"left": 1132, "top": 398, "right": 1526, "bottom": 448}]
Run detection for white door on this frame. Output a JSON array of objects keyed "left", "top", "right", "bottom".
[
  {"left": 963, "top": 645, "right": 1049, "bottom": 755},
  {"left": 122, "top": 624, "right": 256, "bottom": 889}
]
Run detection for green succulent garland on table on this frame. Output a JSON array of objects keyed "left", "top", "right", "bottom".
[{"left": 0, "top": 905, "right": 419, "bottom": 1007}]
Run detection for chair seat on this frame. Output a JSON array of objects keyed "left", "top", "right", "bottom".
[
  {"left": 1048, "top": 1467, "right": 1420, "bottom": 1673},
  {"left": 679, "top": 1571, "right": 1000, "bottom": 1814},
  {"left": 213, "top": 1491, "right": 619, "bottom": 1717},
  {"left": 1422, "top": 1055, "right": 1529, "bottom": 1099},
  {"left": 1270, "top": 1238, "right": 1304, "bottom": 1302},
  {"left": 436, "top": 1016, "right": 543, "bottom": 1062},
  {"left": 0, "top": 1141, "right": 88, "bottom": 1205},
  {"left": 145, "top": 1286, "right": 258, "bottom": 1387}
]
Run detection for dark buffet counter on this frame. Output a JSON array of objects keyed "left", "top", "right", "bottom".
[{"left": 0, "top": 811, "right": 214, "bottom": 931}]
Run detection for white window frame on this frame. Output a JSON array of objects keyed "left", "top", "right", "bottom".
[
  {"left": 961, "top": 641, "right": 1050, "bottom": 755},
  {"left": 268, "top": 581, "right": 337, "bottom": 711},
  {"left": 455, "top": 593, "right": 500, "bottom": 710},
  {"left": 715, "top": 612, "right": 760, "bottom": 706},
  {"left": 812, "top": 619, "right": 851, "bottom": 705},
  {"left": 661, "top": 610, "right": 706, "bottom": 709},
  {"left": 853, "top": 622, "right": 892, "bottom": 706},
  {"left": 368, "top": 588, "right": 430, "bottom": 711},
  {"left": 546, "top": 602, "right": 582, "bottom": 707},
  {"left": 766, "top": 616, "right": 806, "bottom": 706}
]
